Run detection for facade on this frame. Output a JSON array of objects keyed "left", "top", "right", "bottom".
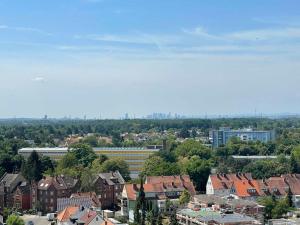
[
  {"left": 93, "top": 171, "right": 125, "bottom": 210},
  {"left": 206, "top": 173, "right": 300, "bottom": 207},
  {"left": 0, "top": 173, "right": 27, "bottom": 210},
  {"left": 209, "top": 127, "right": 275, "bottom": 148},
  {"left": 36, "top": 175, "right": 79, "bottom": 213},
  {"left": 18, "top": 146, "right": 161, "bottom": 178},
  {"left": 13, "top": 181, "right": 31, "bottom": 210},
  {"left": 121, "top": 175, "right": 196, "bottom": 222}
]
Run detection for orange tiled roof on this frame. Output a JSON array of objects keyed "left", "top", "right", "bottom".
[
  {"left": 125, "top": 175, "right": 196, "bottom": 201},
  {"left": 79, "top": 210, "right": 98, "bottom": 225},
  {"left": 210, "top": 173, "right": 300, "bottom": 198},
  {"left": 57, "top": 206, "right": 79, "bottom": 222}
]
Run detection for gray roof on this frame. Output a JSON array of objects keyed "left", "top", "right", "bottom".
[
  {"left": 0, "top": 173, "right": 25, "bottom": 188},
  {"left": 96, "top": 171, "right": 125, "bottom": 185}
]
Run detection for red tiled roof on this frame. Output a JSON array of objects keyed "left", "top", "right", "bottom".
[
  {"left": 57, "top": 206, "right": 79, "bottom": 222},
  {"left": 79, "top": 210, "right": 97, "bottom": 225},
  {"left": 210, "top": 173, "right": 300, "bottom": 198},
  {"left": 125, "top": 175, "right": 196, "bottom": 201}
]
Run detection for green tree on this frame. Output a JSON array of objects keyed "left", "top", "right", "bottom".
[
  {"left": 182, "top": 156, "right": 211, "bottom": 191},
  {"left": 142, "top": 156, "right": 180, "bottom": 177},
  {"left": 169, "top": 208, "right": 178, "bottom": 225},
  {"left": 99, "top": 158, "right": 130, "bottom": 181},
  {"left": 91, "top": 155, "right": 108, "bottom": 173},
  {"left": 80, "top": 168, "right": 95, "bottom": 192},
  {"left": 272, "top": 199, "right": 289, "bottom": 219},
  {"left": 157, "top": 214, "right": 163, "bottom": 225},
  {"left": 174, "top": 139, "right": 211, "bottom": 159},
  {"left": 286, "top": 187, "right": 294, "bottom": 208},
  {"left": 179, "top": 189, "right": 191, "bottom": 205},
  {"left": 6, "top": 214, "right": 25, "bottom": 225},
  {"left": 70, "top": 143, "right": 97, "bottom": 167},
  {"left": 21, "top": 150, "right": 43, "bottom": 182}
]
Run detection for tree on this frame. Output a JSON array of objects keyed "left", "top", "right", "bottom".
[
  {"left": 169, "top": 208, "right": 178, "bottom": 225},
  {"left": 182, "top": 156, "right": 211, "bottom": 191},
  {"left": 174, "top": 139, "right": 211, "bottom": 159},
  {"left": 286, "top": 187, "right": 294, "bottom": 208},
  {"left": 290, "top": 153, "right": 298, "bottom": 173},
  {"left": 179, "top": 189, "right": 191, "bottom": 205},
  {"left": 6, "top": 214, "right": 25, "bottom": 225},
  {"left": 272, "top": 199, "right": 289, "bottom": 219},
  {"left": 142, "top": 156, "right": 180, "bottom": 177},
  {"left": 70, "top": 143, "right": 97, "bottom": 167},
  {"left": 41, "top": 156, "right": 55, "bottom": 175},
  {"left": 21, "top": 151, "right": 43, "bottom": 182},
  {"left": 178, "top": 128, "right": 190, "bottom": 139},
  {"left": 138, "top": 178, "right": 146, "bottom": 225},
  {"left": 80, "top": 168, "right": 95, "bottom": 192},
  {"left": 157, "top": 213, "right": 163, "bottom": 225},
  {"left": 99, "top": 158, "right": 130, "bottom": 181},
  {"left": 91, "top": 155, "right": 108, "bottom": 173}
]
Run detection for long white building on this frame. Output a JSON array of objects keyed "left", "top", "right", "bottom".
[{"left": 18, "top": 146, "right": 161, "bottom": 178}]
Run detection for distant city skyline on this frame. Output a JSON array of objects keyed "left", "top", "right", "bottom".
[{"left": 1, "top": 0, "right": 300, "bottom": 118}]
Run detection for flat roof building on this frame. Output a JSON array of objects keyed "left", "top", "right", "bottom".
[
  {"left": 209, "top": 127, "right": 275, "bottom": 148},
  {"left": 18, "top": 146, "right": 161, "bottom": 178}
]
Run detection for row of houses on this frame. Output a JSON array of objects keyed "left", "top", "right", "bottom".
[
  {"left": 0, "top": 171, "right": 125, "bottom": 213},
  {"left": 206, "top": 173, "right": 300, "bottom": 207}
]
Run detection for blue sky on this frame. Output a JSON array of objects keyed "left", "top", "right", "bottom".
[{"left": 1, "top": 0, "right": 300, "bottom": 118}]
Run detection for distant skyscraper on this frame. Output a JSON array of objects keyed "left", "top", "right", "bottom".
[
  {"left": 209, "top": 127, "right": 276, "bottom": 148},
  {"left": 124, "top": 113, "right": 129, "bottom": 120}
]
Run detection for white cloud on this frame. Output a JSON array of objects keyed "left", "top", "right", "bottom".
[
  {"left": 32, "top": 76, "right": 46, "bottom": 83},
  {"left": 226, "top": 27, "right": 300, "bottom": 41},
  {"left": 182, "top": 26, "right": 220, "bottom": 40},
  {"left": 75, "top": 33, "right": 180, "bottom": 45},
  {"left": 0, "top": 24, "right": 52, "bottom": 36}
]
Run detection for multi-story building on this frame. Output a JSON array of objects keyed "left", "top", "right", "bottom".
[
  {"left": 209, "top": 127, "right": 275, "bottom": 148},
  {"left": 19, "top": 146, "right": 161, "bottom": 178},
  {"left": 13, "top": 181, "right": 31, "bottom": 210},
  {"left": 0, "top": 173, "right": 27, "bottom": 209},
  {"left": 36, "top": 175, "right": 79, "bottom": 213},
  {"left": 121, "top": 175, "right": 196, "bottom": 222},
  {"left": 206, "top": 173, "right": 300, "bottom": 207},
  {"left": 93, "top": 171, "right": 125, "bottom": 210},
  {"left": 93, "top": 147, "right": 160, "bottom": 178}
]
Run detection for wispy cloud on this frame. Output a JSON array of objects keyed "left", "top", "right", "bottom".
[
  {"left": 0, "top": 25, "right": 52, "bottom": 36},
  {"left": 226, "top": 27, "right": 300, "bottom": 41},
  {"left": 75, "top": 33, "right": 180, "bottom": 46},
  {"left": 32, "top": 76, "right": 46, "bottom": 83},
  {"left": 182, "top": 26, "right": 220, "bottom": 40}
]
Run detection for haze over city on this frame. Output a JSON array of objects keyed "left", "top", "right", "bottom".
[{"left": 1, "top": 0, "right": 300, "bottom": 118}]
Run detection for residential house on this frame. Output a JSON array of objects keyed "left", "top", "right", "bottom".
[
  {"left": 93, "top": 171, "right": 125, "bottom": 209},
  {"left": 206, "top": 173, "right": 300, "bottom": 207},
  {"left": 57, "top": 206, "right": 104, "bottom": 225},
  {"left": 13, "top": 181, "right": 31, "bottom": 210},
  {"left": 121, "top": 175, "right": 196, "bottom": 222},
  {"left": 37, "top": 175, "right": 79, "bottom": 213},
  {"left": 0, "top": 173, "right": 27, "bottom": 209}
]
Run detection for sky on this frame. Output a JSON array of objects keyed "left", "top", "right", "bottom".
[{"left": 0, "top": 0, "right": 300, "bottom": 119}]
